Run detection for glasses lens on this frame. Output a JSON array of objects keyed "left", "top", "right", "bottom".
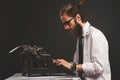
[{"left": 63, "top": 18, "right": 73, "bottom": 26}]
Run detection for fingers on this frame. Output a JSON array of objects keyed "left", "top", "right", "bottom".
[
  {"left": 53, "top": 59, "right": 56, "bottom": 63},
  {"left": 53, "top": 59, "right": 62, "bottom": 66}
]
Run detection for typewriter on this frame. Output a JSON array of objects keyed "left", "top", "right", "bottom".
[{"left": 9, "top": 45, "right": 54, "bottom": 76}]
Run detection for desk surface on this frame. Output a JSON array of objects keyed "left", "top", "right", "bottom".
[{"left": 5, "top": 73, "right": 81, "bottom": 80}]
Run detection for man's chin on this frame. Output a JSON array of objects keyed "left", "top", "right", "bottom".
[{"left": 69, "top": 30, "right": 77, "bottom": 38}]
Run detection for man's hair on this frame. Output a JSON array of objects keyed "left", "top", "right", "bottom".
[{"left": 59, "top": 3, "right": 87, "bottom": 23}]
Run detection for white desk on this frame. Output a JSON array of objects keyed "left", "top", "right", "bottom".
[{"left": 5, "top": 73, "right": 81, "bottom": 80}]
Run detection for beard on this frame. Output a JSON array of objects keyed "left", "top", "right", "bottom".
[{"left": 70, "top": 20, "right": 82, "bottom": 39}]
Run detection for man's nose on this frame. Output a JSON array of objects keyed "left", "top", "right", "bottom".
[{"left": 64, "top": 25, "right": 70, "bottom": 30}]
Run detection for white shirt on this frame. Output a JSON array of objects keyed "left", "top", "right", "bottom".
[{"left": 73, "top": 22, "right": 111, "bottom": 80}]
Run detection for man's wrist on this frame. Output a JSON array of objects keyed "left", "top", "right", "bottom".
[
  {"left": 70, "top": 62, "right": 76, "bottom": 72},
  {"left": 76, "top": 64, "right": 82, "bottom": 71}
]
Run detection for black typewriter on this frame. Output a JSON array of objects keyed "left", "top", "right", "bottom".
[{"left": 9, "top": 45, "right": 55, "bottom": 76}]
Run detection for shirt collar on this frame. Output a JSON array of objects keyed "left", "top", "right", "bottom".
[{"left": 82, "top": 21, "right": 90, "bottom": 37}]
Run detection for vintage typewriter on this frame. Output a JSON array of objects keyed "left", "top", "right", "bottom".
[{"left": 9, "top": 45, "right": 55, "bottom": 76}]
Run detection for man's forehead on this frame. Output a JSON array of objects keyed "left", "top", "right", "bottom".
[{"left": 60, "top": 14, "right": 71, "bottom": 21}]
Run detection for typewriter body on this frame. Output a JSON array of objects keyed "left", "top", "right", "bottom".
[{"left": 10, "top": 45, "right": 54, "bottom": 76}]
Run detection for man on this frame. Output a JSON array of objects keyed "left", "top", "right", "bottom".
[{"left": 53, "top": 3, "right": 111, "bottom": 80}]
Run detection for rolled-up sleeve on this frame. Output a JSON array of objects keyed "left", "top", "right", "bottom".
[{"left": 82, "top": 31, "right": 109, "bottom": 76}]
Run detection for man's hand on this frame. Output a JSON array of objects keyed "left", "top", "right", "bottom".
[{"left": 53, "top": 59, "right": 72, "bottom": 70}]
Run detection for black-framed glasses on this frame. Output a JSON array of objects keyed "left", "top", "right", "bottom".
[{"left": 62, "top": 17, "right": 74, "bottom": 26}]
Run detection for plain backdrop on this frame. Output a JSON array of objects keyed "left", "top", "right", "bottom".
[{"left": 0, "top": 0, "right": 120, "bottom": 80}]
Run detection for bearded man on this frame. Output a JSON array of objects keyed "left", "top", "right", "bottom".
[{"left": 53, "top": 3, "right": 111, "bottom": 80}]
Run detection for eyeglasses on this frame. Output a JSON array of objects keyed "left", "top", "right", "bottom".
[{"left": 62, "top": 17, "right": 74, "bottom": 26}]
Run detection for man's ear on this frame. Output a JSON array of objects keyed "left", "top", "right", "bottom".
[{"left": 75, "top": 14, "right": 81, "bottom": 23}]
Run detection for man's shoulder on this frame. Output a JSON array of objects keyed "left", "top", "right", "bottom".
[
  {"left": 87, "top": 26, "right": 106, "bottom": 39},
  {"left": 89, "top": 26, "right": 103, "bottom": 35},
  {"left": 88, "top": 26, "right": 108, "bottom": 43}
]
